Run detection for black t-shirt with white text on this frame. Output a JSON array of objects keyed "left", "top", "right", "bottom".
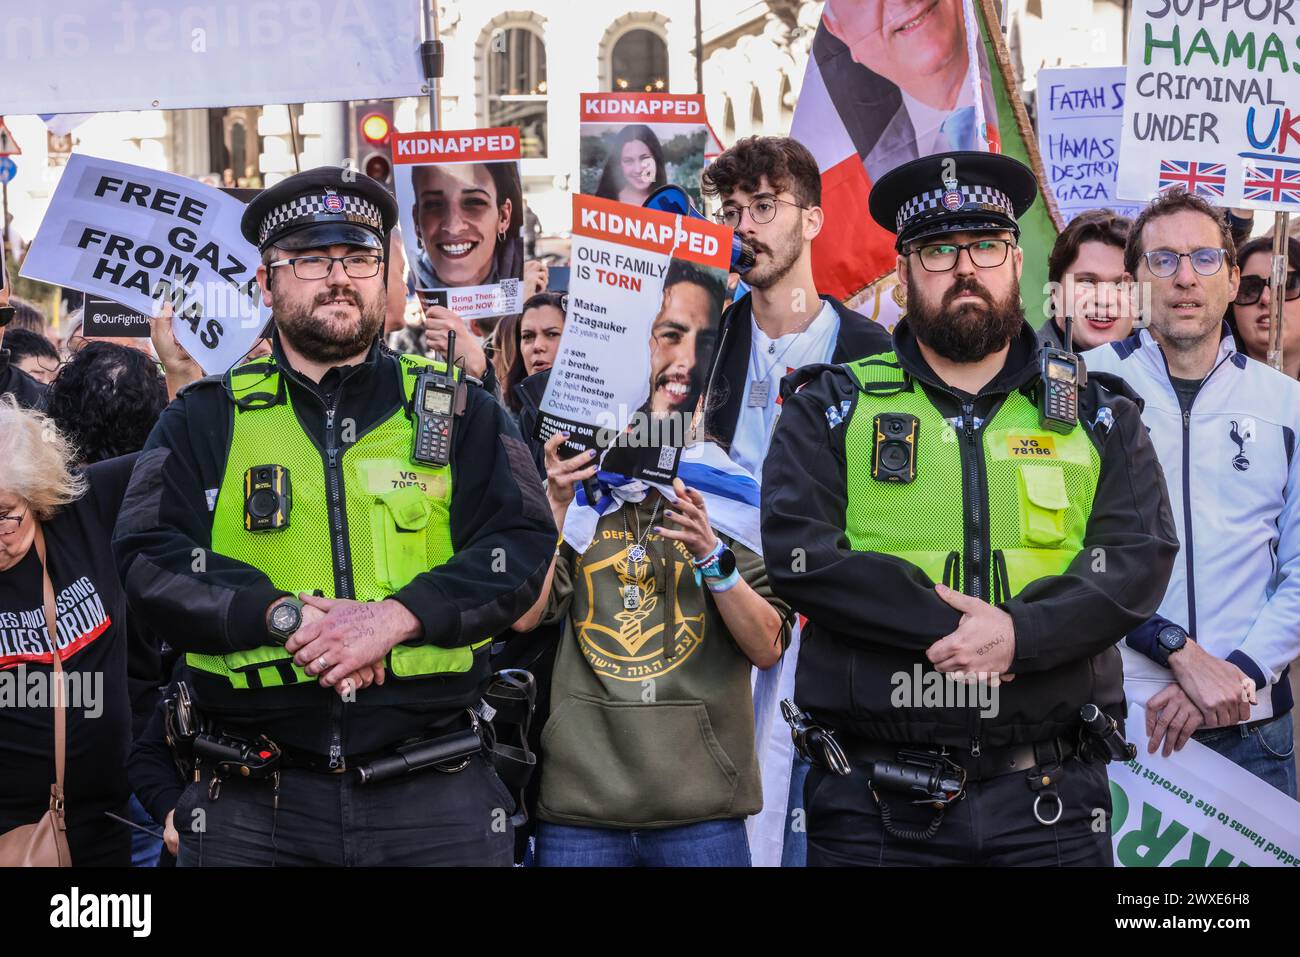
[{"left": 0, "top": 456, "right": 135, "bottom": 864}]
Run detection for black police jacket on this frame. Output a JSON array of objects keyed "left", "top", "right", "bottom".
[
  {"left": 761, "top": 319, "right": 1179, "bottom": 749},
  {"left": 112, "top": 333, "right": 556, "bottom": 756}
]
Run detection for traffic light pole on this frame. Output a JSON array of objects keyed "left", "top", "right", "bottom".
[{"left": 420, "top": 1, "right": 444, "bottom": 133}]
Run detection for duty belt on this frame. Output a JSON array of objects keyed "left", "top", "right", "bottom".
[{"left": 840, "top": 734, "right": 1077, "bottom": 783}]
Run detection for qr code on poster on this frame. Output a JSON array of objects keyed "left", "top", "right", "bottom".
[
  {"left": 657, "top": 446, "right": 677, "bottom": 471},
  {"left": 500, "top": 278, "right": 520, "bottom": 299}
]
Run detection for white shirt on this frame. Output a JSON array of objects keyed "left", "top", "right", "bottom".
[
  {"left": 730, "top": 300, "right": 840, "bottom": 479},
  {"left": 901, "top": 82, "right": 976, "bottom": 156}
]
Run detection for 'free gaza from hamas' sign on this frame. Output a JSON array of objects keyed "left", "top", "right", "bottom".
[{"left": 21, "top": 154, "right": 267, "bottom": 375}]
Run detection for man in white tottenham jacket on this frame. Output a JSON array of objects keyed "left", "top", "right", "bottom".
[{"left": 1085, "top": 189, "right": 1298, "bottom": 797}]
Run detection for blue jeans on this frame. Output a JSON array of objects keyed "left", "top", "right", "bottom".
[
  {"left": 537, "top": 819, "right": 752, "bottom": 867},
  {"left": 128, "top": 794, "right": 163, "bottom": 867},
  {"left": 1195, "top": 714, "right": 1296, "bottom": 799}
]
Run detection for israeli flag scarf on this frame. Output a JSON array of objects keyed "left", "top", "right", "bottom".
[{"left": 561, "top": 441, "right": 761, "bottom": 556}]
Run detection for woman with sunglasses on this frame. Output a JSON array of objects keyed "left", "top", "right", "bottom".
[
  {"left": 0, "top": 397, "right": 139, "bottom": 865},
  {"left": 1228, "top": 236, "right": 1300, "bottom": 378}
]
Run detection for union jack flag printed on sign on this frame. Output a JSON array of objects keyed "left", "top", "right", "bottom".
[
  {"left": 1242, "top": 165, "right": 1300, "bottom": 205},
  {"left": 1157, "top": 160, "right": 1227, "bottom": 198}
]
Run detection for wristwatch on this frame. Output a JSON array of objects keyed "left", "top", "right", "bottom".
[
  {"left": 696, "top": 545, "right": 737, "bottom": 580},
  {"left": 1154, "top": 623, "right": 1189, "bottom": 667},
  {"left": 267, "top": 595, "right": 305, "bottom": 644},
  {"left": 0, "top": 305, "right": 14, "bottom": 328}
]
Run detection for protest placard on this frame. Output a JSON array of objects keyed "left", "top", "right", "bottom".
[
  {"left": 1118, "top": 1, "right": 1300, "bottom": 211},
  {"left": 0, "top": 1, "right": 423, "bottom": 114},
  {"left": 20, "top": 154, "right": 267, "bottom": 374},
  {"left": 536, "top": 194, "right": 731, "bottom": 482},
  {"left": 83, "top": 295, "right": 149, "bottom": 338},
  {"left": 1037, "top": 67, "right": 1141, "bottom": 221},
  {"left": 392, "top": 128, "right": 524, "bottom": 322},
  {"left": 580, "top": 93, "right": 711, "bottom": 211},
  {"left": 1109, "top": 709, "right": 1300, "bottom": 867}
]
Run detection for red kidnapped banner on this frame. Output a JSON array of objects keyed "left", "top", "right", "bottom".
[
  {"left": 580, "top": 93, "right": 707, "bottom": 124},
  {"left": 572, "top": 194, "right": 731, "bottom": 270},
  {"left": 392, "top": 128, "right": 521, "bottom": 164}
]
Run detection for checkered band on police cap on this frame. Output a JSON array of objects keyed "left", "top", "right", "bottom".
[
  {"left": 896, "top": 184, "right": 1014, "bottom": 232},
  {"left": 257, "top": 191, "right": 384, "bottom": 246}
]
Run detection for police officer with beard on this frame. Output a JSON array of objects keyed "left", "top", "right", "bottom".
[
  {"left": 760, "top": 152, "right": 1178, "bottom": 865},
  {"left": 113, "top": 168, "right": 555, "bottom": 866}
]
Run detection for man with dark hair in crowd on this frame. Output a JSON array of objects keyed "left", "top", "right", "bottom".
[
  {"left": 1087, "top": 189, "right": 1300, "bottom": 797},
  {"left": 0, "top": 270, "right": 47, "bottom": 409},
  {"left": 701, "top": 136, "right": 891, "bottom": 475},
  {"left": 700, "top": 134, "right": 890, "bottom": 866},
  {"left": 1039, "top": 210, "right": 1137, "bottom": 352},
  {"left": 3, "top": 327, "right": 61, "bottom": 385}
]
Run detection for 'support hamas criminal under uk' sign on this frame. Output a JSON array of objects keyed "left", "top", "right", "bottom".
[{"left": 1118, "top": 0, "right": 1300, "bottom": 210}]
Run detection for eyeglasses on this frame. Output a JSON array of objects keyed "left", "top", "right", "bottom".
[
  {"left": 0, "top": 504, "right": 29, "bottom": 537},
  {"left": 907, "top": 239, "right": 1015, "bottom": 272},
  {"left": 1234, "top": 271, "right": 1300, "bottom": 306},
  {"left": 713, "top": 197, "right": 806, "bottom": 229},
  {"left": 267, "top": 254, "right": 383, "bottom": 281},
  {"left": 1141, "top": 248, "right": 1226, "bottom": 279}
]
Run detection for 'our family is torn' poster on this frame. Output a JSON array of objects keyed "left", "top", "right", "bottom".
[
  {"left": 20, "top": 153, "right": 267, "bottom": 374},
  {"left": 536, "top": 194, "right": 730, "bottom": 483},
  {"left": 580, "top": 92, "right": 711, "bottom": 211},
  {"left": 1037, "top": 67, "right": 1141, "bottom": 221},
  {"left": 1118, "top": 1, "right": 1300, "bottom": 210},
  {"left": 392, "top": 127, "right": 524, "bottom": 320}
]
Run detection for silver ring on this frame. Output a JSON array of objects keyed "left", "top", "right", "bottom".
[
  {"left": 316, "top": 655, "right": 328, "bottom": 671},
  {"left": 1033, "top": 792, "right": 1063, "bottom": 826}
]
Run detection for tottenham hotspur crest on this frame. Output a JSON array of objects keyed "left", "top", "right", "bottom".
[{"left": 1229, "top": 418, "right": 1254, "bottom": 471}]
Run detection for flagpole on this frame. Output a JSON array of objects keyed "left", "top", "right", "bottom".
[{"left": 1266, "top": 211, "right": 1291, "bottom": 373}]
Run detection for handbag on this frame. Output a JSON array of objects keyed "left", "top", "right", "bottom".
[{"left": 0, "top": 521, "right": 72, "bottom": 866}]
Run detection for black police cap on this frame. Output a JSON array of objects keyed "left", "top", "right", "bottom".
[
  {"left": 240, "top": 166, "right": 397, "bottom": 253},
  {"left": 868, "top": 150, "right": 1038, "bottom": 251}
]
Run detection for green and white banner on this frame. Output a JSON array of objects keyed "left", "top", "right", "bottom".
[{"left": 1110, "top": 709, "right": 1300, "bottom": 867}]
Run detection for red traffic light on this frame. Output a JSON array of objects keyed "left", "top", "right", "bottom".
[
  {"left": 360, "top": 112, "right": 391, "bottom": 146},
  {"left": 363, "top": 153, "right": 392, "bottom": 184}
]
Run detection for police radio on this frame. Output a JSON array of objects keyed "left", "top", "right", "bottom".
[
  {"left": 411, "top": 330, "right": 459, "bottom": 467},
  {"left": 1040, "top": 315, "right": 1081, "bottom": 434}
]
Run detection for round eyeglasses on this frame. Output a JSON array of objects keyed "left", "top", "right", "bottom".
[
  {"left": 1141, "top": 248, "right": 1226, "bottom": 279},
  {"left": 267, "top": 254, "right": 384, "bottom": 281},
  {"left": 713, "top": 197, "right": 806, "bottom": 229}
]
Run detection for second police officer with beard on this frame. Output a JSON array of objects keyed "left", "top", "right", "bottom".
[
  {"left": 761, "top": 151, "right": 1179, "bottom": 865},
  {"left": 113, "top": 168, "right": 555, "bottom": 866}
]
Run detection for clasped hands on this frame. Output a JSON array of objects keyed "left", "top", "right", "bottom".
[{"left": 278, "top": 594, "right": 422, "bottom": 698}]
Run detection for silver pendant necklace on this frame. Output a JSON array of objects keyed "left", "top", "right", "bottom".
[{"left": 621, "top": 498, "right": 662, "bottom": 609}]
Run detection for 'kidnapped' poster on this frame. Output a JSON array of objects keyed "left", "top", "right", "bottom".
[{"left": 392, "top": 127, "right": 524, "bottom": 320}]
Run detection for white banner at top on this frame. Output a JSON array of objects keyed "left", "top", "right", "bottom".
[{"left": 0, "top": 0, "right": 424, "bottom": 115}]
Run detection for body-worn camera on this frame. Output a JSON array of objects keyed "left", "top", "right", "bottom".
[
  {"left": 244, "top": 464, "right": 291, "bottom": 531},
  {"left": 871, "top": 412, "right": 918, "bottom": 483}
]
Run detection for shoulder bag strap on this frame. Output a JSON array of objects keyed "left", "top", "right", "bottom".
[{"left": 32, "top": 522, "right": 66, "bottom": 808}]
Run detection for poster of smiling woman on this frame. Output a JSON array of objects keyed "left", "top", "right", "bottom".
[
  {"left": 392, "top": 127, "right": 524, "bottom": 320},
  {"left": 579, "top": 93, "right": 711, "bottom": 211}
]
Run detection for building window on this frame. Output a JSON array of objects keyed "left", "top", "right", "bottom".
[
  {"left": 486, "top": 26, "right": 547, "bottom": 158},
  {"left": 611, "top": 29, "right": 668, "bottom": 92}
]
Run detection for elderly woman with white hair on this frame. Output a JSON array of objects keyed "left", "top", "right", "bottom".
[{"left": 0, "top": 396, "right": 136, "bottom": 865}]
